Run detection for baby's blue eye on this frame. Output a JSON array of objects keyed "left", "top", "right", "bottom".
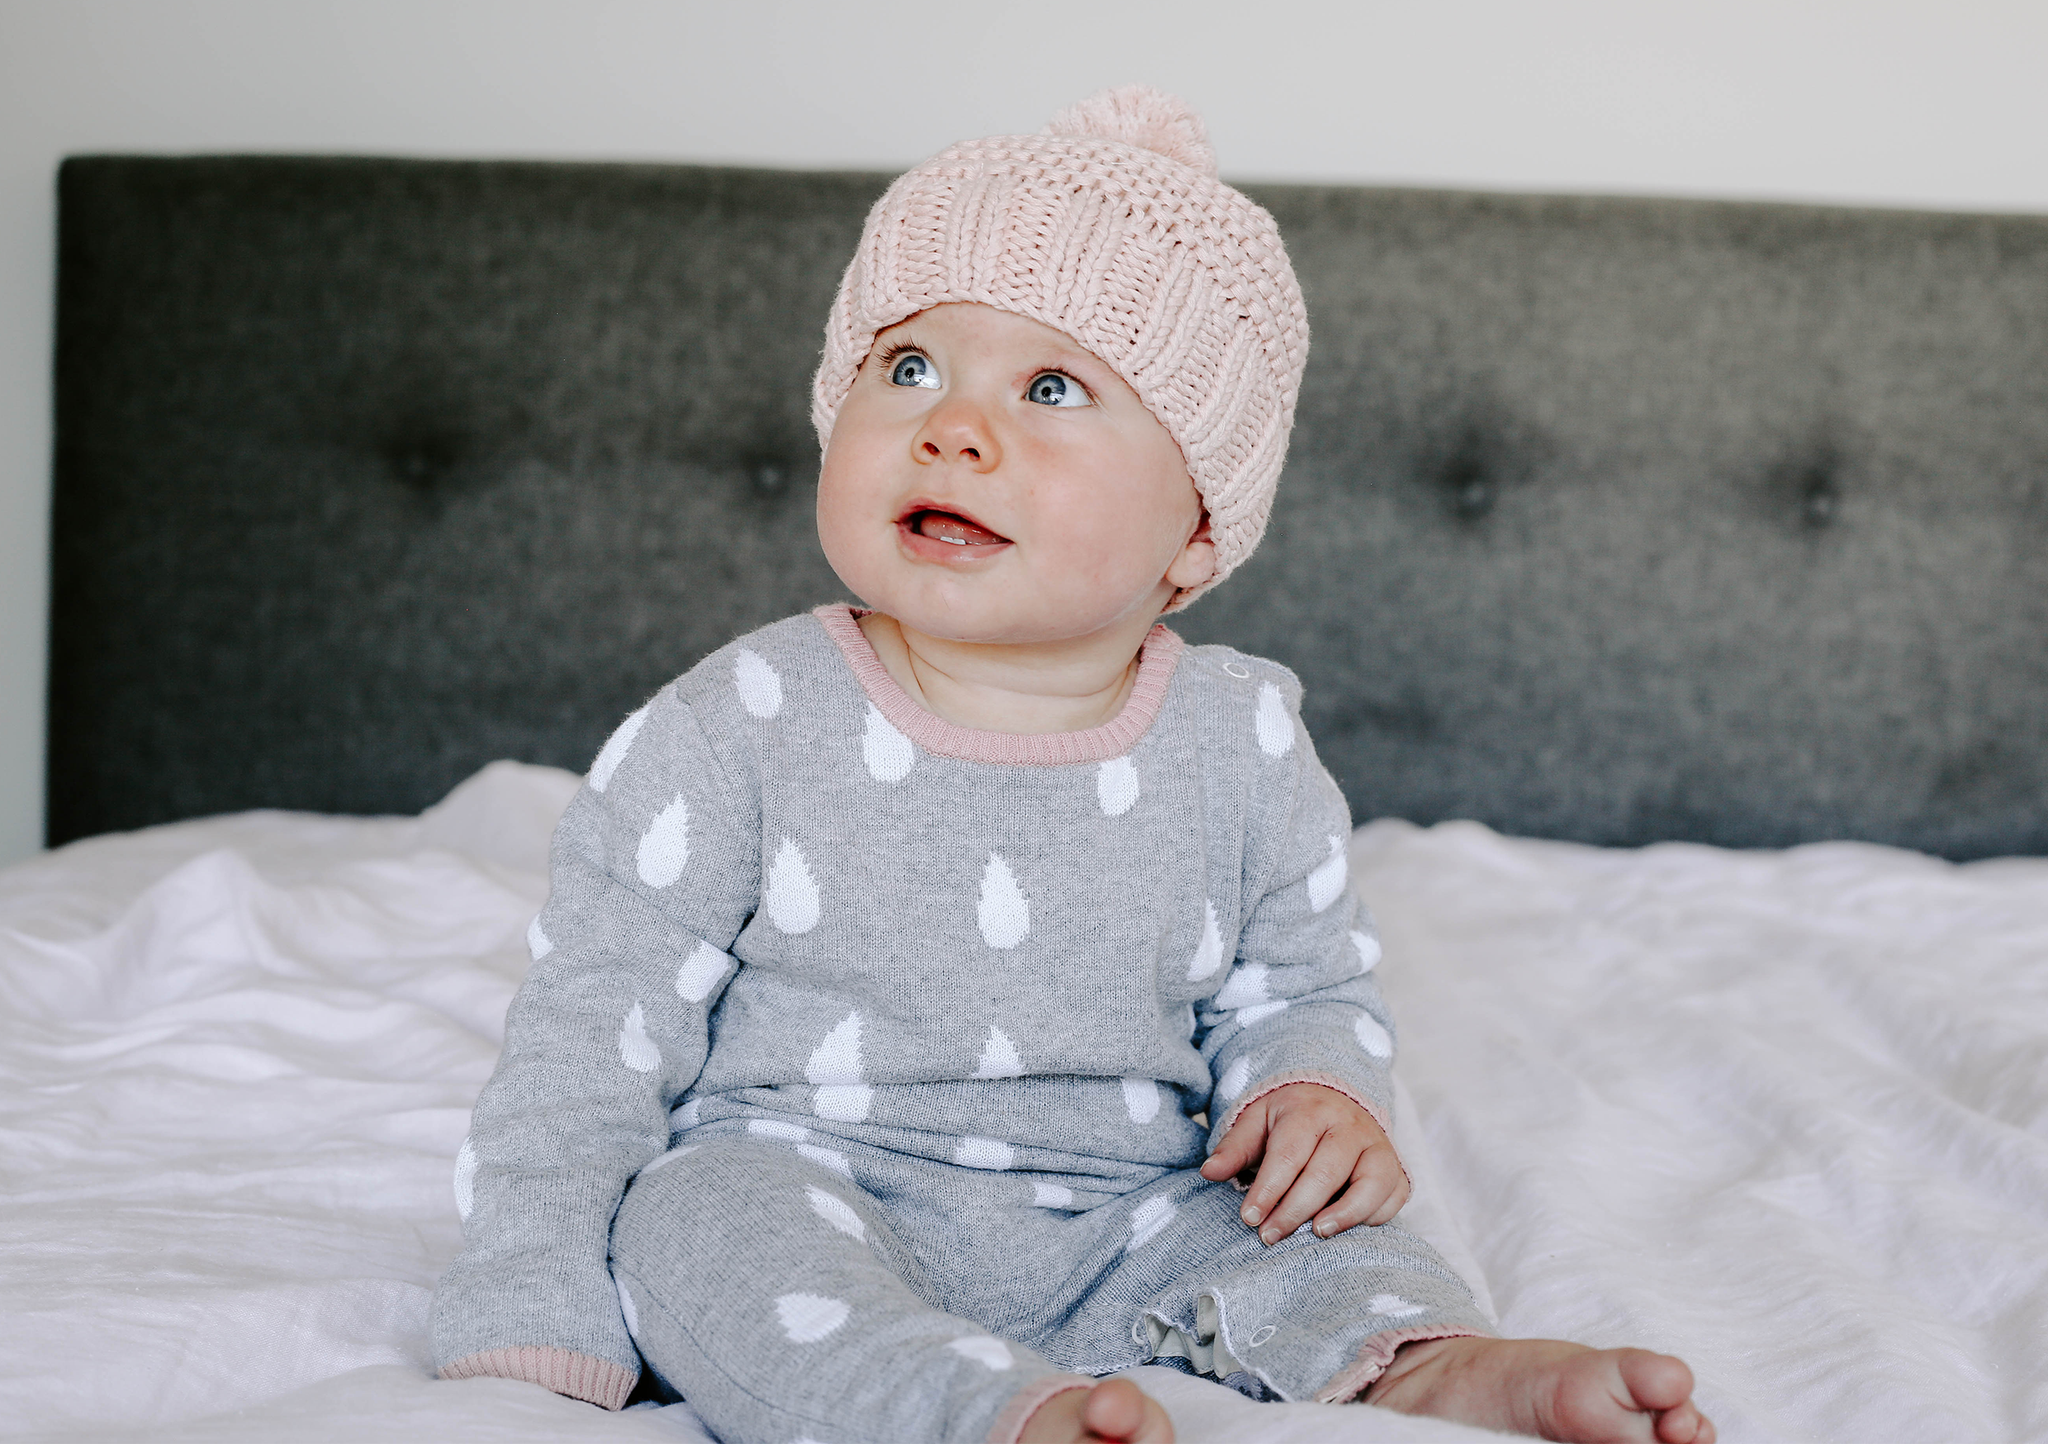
[
  {"left": 1026, "top": 372, "right": 1090, "bottom": 407},
  {"left": 889, "top": 352, "right": 941, "bottom": 389}
]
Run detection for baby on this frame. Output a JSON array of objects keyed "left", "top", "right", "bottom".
[{"left": 433, "top": 88, "right": 1715, "bottom": 1444}]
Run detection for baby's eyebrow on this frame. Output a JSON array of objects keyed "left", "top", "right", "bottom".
[{"left": 1033, "top": 344, "right": 1108, "bottom": 375}]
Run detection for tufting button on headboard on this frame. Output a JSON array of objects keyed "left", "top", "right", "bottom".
[
  {"left": 1763, "top": 441, "right": 1845, "bottom": 532},
  {"left": 1441, "top": 449, "right": 1496, "bottom": 521}
]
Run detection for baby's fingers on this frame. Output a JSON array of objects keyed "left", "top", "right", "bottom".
[
  {"left": 1309, "top": 1143, "right": 1410, "bottom": 1237},
  {"left": 1252, "top": 1134, "right": 1362, "bottom": 1244},
  {"left": 1238, "top": 1117, "right": 1323, "bottom": 1238},
  {"left": 1198, "top": 1101, "right": 1269, "bottom": 1183}
]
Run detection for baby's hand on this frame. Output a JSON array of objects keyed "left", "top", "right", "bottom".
[{"left": 1198, "top": 1082, "right": 1407, "bottom": 1245}]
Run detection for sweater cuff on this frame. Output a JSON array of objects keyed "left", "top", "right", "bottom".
[
  {"left": 440, "top": 1345, "right": 638, "bottom": 1410},
  {"left": 1317, "top": 1325, "right": 1492, "bottom": 1403}
]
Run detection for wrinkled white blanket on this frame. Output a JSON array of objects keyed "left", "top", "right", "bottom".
[{"left": 2, "top": 762, "right": 2043, "bottom": 1443}]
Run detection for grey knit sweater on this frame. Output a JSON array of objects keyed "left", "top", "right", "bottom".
[{"left": 432, "top": 604, "right": 1398, "bottom": 1406}]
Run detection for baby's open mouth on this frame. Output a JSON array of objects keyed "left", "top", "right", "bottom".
[{"left": 901, "top": 508, "right": 1010, "bottom": 549}]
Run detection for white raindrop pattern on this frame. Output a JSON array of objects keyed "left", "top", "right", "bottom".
[
  {"left": 615, "top": 1274, "right": 640, "bottom": 1340},
  {"left": 1216, "top": 1056, "right": 1252, "bottom": 1103},
  {"left": 1032, "top": 1181, "right": 1074, "bottom": 1209},
  {"left": 1128, "top": 1195, "right": 1176, "bottom": 1251},
  {"left": 948, "top": 1337, "right": 1013, "bottom": 1370},
  {"left": 588, "top": 703, "right": 651, "bottom": 792},
  {"left": 806, "top": 1185, "right": 866, "bottom": 1242},
  {"left": 862, "top": 704, "right": 915, "bottom": 783},
  {"left": 1122, "top": 1077, "right": 1162, "bottom": 1125},
  {"left": 674, "top": 1098, "right": 702, "bottom": 1130},
  {"left": 1354, "top": 1014, "right": 1394, "bottom": 1060},
  {"left": 977, "top": 855, "right": 1029, "bottom": 949},
  {"left": 526, "top": 915, "right": 553, "bottom": 962},
  {"left": 1306, "top": 834, "right": 1348, "bottom": 914},
  {"left": 1369, "top": 1293, "right": 1426, "bottom": 1319},
  {"left": 954, "top": 1137, "right": 1014, "bottom": 1171},
  {"left": 1255, "top": 683, "right": 1294, "bottom": 757},
  {"left": 675, "top": 940, "right": 732, "bottom": 1003},
  {"left": 1215, "top": 964, "right": 1270, "bottom": 1011},
  {"left": 637, "top": 795, "right": 690, "bottom": 888},
  {"left": 807, "top": 1012, "right": 873, "bottom": 1122},
  {"left": 1351, "top": 930, "right": 1382, "bottom": 973},
  {"left": 453, "top": 1137, "right": 477, "bottom": 1220},
  {"left": 765, "top": 838, "right": 821, "bottom": 934},
  {"left": 733, "top": 648, "right": 783, "bottom": 719},
  {"left": 749, "top": 1119, "right": 808, "bottom": 1143},
  {"left": 1185, "top": 901, "right": 1224, "bottom": 981},
  {"left": 776, "top": 1292, "right": 851, "bottom": 1343},
  {"left": 973, "top": 1026, "right": 1023, "bottom": 1079},
  {"left": 1097, "top": 757, "right": 1139, "bottom": 817},
  {"left": 1217, "top": 964, "right": 1292, "bottom": 1027},
  {"left": 619, "top": 1004, "right": 661, "bottom": 1073}
]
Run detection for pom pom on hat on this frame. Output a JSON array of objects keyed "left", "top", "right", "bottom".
[
  {"left": 1043, "top": 84, "right": 1219, "bottom": 177},
  {"left": 811, "top": 88, "right": 1308, "bottom": 609}
]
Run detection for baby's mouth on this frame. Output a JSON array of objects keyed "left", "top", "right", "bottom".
[{"left": 902, "top": 508, "right": 1010, "bottom": 549}]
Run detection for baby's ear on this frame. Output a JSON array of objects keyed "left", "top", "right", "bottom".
[{"left": 1166, "top": 510, "right": 1218, "bottom": 591}]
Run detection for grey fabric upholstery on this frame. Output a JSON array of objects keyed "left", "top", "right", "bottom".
[{"left": 48, "top": 158, "right": 2048, "bottom": 855}]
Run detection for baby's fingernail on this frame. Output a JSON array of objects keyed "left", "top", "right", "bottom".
[
  {"left": 1242, "top": 1205, "right": 1262, "bottom": 1226},
  {"left": 1260, "top": 1226, "right": 1279, "bottom": 1245}
]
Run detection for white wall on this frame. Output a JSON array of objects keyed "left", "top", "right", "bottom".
[{"left": 3, "top": 0, "right": 2044, "bottom": 863}]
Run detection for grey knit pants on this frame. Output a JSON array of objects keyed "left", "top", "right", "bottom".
[{"left": 607, "top": 1130, "right": 1490, "bottom": 1444}]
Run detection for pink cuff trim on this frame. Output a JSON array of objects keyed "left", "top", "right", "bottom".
[
  {"left": 440, "top": 1345, "right": 637, "bottom": 1411},
  {"left": 815, "top": 604, "right": 1183, "bottom": 766},
  {"left": 987, "top": 1374, "right": 1096, "bottom": 1444},
  {"left": 1318, "top": 1326, "right": 1491, "bottom": 1403},
  {"left": 1214, "top": 1071, "right": 1409, "bottom": 1194}
]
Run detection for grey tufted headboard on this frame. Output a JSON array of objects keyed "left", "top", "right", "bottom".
[{"left": 48, "top": 157, "right": 2048, "bottom": 856}]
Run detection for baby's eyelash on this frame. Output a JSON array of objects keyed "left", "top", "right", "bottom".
[{"left": 875, "top": 341, "right": 924, "bottom": 368}]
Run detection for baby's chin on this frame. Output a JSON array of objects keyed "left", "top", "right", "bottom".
[
  {"left": 828, "top": 542, "right": 1180, "bottom": 649},
  {"left": 875, "top": 590, "right": 1178, "bottom": 652}
]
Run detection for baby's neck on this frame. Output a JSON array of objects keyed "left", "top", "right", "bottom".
[{"left": 855, "top": 612, "right": 1152, "bottom": 735}]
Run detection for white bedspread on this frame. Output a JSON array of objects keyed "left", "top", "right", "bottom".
[{"left": 3, "top": 761, "right": 2043, "bottom": 1443}]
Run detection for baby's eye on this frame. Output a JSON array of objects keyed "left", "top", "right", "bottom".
[
  {"left": 1025, "top": 372, "right": 1091, "bottom": 408},
  {"left": 888, "top": 352, "right": 941, "bottom": 389}
]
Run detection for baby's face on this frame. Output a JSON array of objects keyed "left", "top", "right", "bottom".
[{"left": 817, "top": 303, "right": 1215, "bottom": 647}]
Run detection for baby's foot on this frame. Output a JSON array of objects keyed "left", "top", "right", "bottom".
[
  {"left": 1019, "top": 1377, "right": 1174, "bottom": 1444},
  {"left": 1362, "top": 1336, "right": 1714, "bottom": 1444}
]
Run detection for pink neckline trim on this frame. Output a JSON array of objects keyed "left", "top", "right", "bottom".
[{"left": 813, "top": 604, "right": 1184, "bottom": 766}]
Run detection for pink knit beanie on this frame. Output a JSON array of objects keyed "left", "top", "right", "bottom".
[{"left": 811, "top": 86, "right": 1310, "bottom": 608}]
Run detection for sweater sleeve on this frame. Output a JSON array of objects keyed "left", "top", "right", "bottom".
[
  {"left": 1197, "top": 684, "right": 1400, "bottom": 1161},
  {"left": 431, "top": 681, "right": 761, "bottom": 1406}
]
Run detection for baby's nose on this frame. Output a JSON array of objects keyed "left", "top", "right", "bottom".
[{"left": 916, "top": 402, "right": 1001, "bottom": 469}]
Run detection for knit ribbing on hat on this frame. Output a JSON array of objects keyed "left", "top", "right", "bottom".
[{"left": 810, "top": 86, "right": 1309, "bottom": 608}]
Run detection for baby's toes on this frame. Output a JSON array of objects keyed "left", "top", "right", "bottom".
[
  {"left": 1081, "top": 1378, "right": 1174, "bottom": 1444},
  {"left": 1653, "top": 1400, "right": 1713, "bottom": 1444},
  {"left": 1544, "top": 1348, "right": 1694, "bottom": 1443},
  {"left": 1608, "top": 1350, "right": 1712, "bottom": 1444},
  {"left": 1614, "top": 1348, "right": 1695, "bottom": 1413}
]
